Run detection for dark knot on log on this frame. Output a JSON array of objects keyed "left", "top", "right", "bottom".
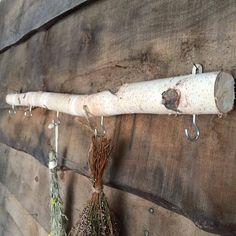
[{"left": 162, "top": 88, "right": 181, "bottom": 112}]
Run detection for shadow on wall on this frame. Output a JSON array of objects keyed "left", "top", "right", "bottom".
[
  {"left": 234, "top": 78, "right": 236, "bottom": 109},
  {"left": 64, "top": 173, "right": 76, "bottom": 233},
  {"left": 110, "top": 191, "right": 127, "bottom": 236},
  {"left": 230, "top": 67, "right": 236, "bottom": 108}
]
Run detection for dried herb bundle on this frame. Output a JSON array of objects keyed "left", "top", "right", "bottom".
[
  {"left": 69, "top": 135, "right": 119, "bottom": 236},
  {"left": 49, "top": 150, "right": 68, "bottom": 236}
]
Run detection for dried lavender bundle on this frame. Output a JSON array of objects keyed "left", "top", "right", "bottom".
[
  {"left": 69, "top": 135, "right": 119, "bottom": 236},
  {"left": 49, "top": 150, "right": 68, "bottom": 236}
]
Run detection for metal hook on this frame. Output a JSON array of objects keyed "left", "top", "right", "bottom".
[
  {"left": 8, "top": 105, "right": 16, "bottom": 116},
  {"left": 83, "top": 105, "right": 93, "bottom": 127},
  {"left": 48, "top": 111, "right": 60, "bottom": 129},
  {"left": 184, "top": 114, "right": 200, "bottom": 141},
  {"left": 192, "top": 63, "right": 203, "bottom": 74},
  {"left": 24, "top": 106, "right": 33, "bottom": 117},
  {"left": 82, "top": 105, "right": 106, "bottom": 137},
  {"left": 54, "top": 111, "right": 60, "bottom": 126},
  {"left": 94, "top": 116, "right": 106, "bottom": 137},
  {"left": 183, "top": 63, "right": 202, "bottom": 141}
]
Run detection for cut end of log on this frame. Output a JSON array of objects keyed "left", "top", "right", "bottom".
[{"left": 215, "top": 72, "right": 235, "bottom": 113}]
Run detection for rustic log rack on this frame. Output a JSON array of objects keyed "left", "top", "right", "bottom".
[{"left": 5, "top": 65, "right": 235, "bottom": 141}]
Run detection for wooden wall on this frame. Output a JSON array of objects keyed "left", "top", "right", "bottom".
[{"left": 0, "top": 0, "right": 235, "bottom": 235}]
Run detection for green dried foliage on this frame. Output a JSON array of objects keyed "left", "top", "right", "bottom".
[
  {"left": 49, "top": 150, "right": 68, "bottom": 236},
  {"left": 69, "top": 136, "right": 119, "bottom": 236}
]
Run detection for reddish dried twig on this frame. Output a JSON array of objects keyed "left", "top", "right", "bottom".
[{"left": 69, "top": 135, "right": 119, "bottom": 236}]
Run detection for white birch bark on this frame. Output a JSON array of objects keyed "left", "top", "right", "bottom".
[{"left": 6, "top": 71, "right": 235, "bottom": 116}]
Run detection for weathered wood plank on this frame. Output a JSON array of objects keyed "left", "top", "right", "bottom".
[
  {"left": 0, "top": 186, "right": 23, "bottom": 236},
  {"left": 0, "top": 0, "right": 236, "bottom": 234},
  {"left": 0, "top": 0, "right": 91, "bottom": 52},
  {"left": 0, "top": 143, "right": 217, "bottom": 236},
  {"left": 0, "top": 182, "right": 47, "bottom": 236},
  {"left": 0, "top": 143, "right": 51, "bottom": 232},
  {"left": 0, "top": 206, "right": 24, "bottom": 236},
  {"left": 2, "top": 184, "right": 47, "bottom": 236}
]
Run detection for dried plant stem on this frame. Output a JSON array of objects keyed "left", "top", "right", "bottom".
[
  {"left": 49, "top": 150, "right": 68, "bottom": 236},
  {"left": 69, "top": 135, "right": 119, "bottom": 236}
]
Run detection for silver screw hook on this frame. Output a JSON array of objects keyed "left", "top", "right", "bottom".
[
  {"left": 24, "top": 106, "right": 33, "bottom": 117},
  {"left": 82, "top": 105, "right": 106, "bottom": 137},
  {"left": 94, "top": 116, "right": 106, "bottom": 137},
  {"left": 183, "top": 64, "right": 202, "bottom": 141},
  {"left": 192, "top": 63, "right": 203, "bottom": 74},
  {"left": 54, "top": 111, "right": 60, "bottom": 126},
  {"left": 100, "top": 116, "right": 106, "bottom": 135},
  {"left": 184, "top": 114, "right": 200, "bottom": 141},
  {"left": 9, "top": 105, "right": 16, "bottom": 116},
  {"left": 48, "top": 116, "right": 60, "bottom": 129}
]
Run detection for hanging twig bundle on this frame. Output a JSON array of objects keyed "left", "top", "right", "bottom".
[
  {"left": 49, "top": 150, "right": 68, "bottom": 236},
  {"left": 69, "top": 135, "right": 119, "bottom": 236}
]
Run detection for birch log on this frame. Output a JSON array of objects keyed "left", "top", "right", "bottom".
[{"left": 6, "top": 71, "right": 234, "bottom": 116}]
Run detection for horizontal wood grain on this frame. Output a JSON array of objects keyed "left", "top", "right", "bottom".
[
  {"left": 0, "top": 182, "right": 47, "bottom": 236},
  {"left": 0, "top": 0, "right": 236, "bottom": 234},
  {"left": 0, "top": 206, "right": 24, "bottom": 236}
]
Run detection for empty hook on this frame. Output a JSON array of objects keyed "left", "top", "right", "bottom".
[
  {"left": 8, "top": 105, "right": 16, "bottom": 116},
  {"left": 184, "top": 114, "right": 200, "bottom": 141},
  {"left": 24, "top": 106, "right": 33, "bottom": 117}
]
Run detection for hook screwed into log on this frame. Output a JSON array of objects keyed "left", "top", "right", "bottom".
[
  {"left": 184, "top": 114, "right": 200, "bottom": 141},
  {"left": 24, "top": 106, "right": 33, "bottom": 117},
  {"left": 183, "top": 64, "right": 202, "bottom": 142},
  {"left": 8, "top": 105, "right": 16, "bottom": 116}
]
